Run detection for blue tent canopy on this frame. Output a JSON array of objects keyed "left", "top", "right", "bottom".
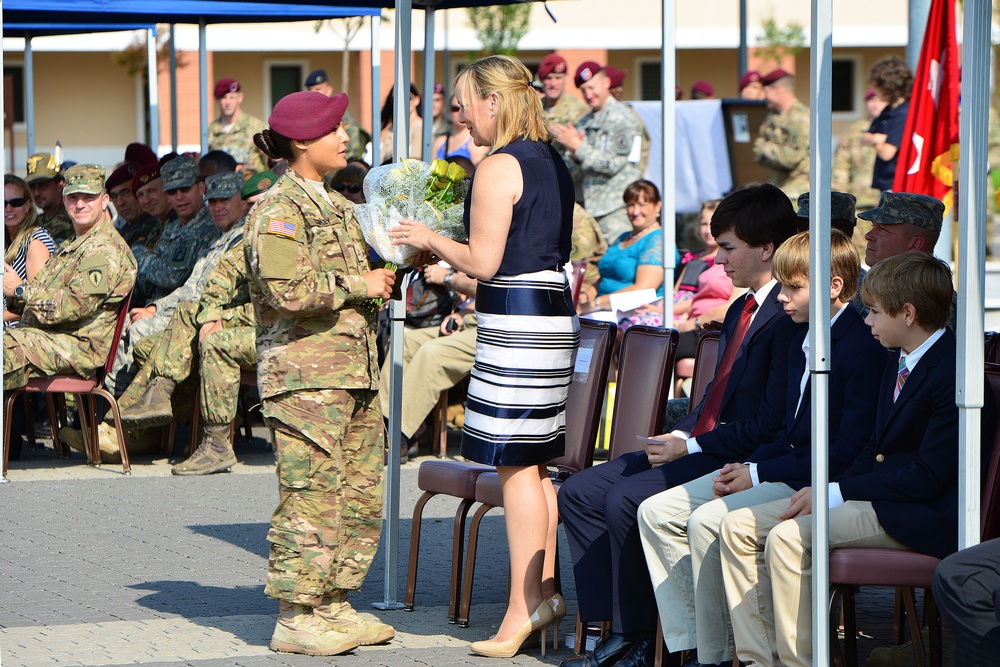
[{"left": 3, "top": 24, "right": 155, "bottom": 37}]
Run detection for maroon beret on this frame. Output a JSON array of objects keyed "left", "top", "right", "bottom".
[
  {"left": 691, "top": 80, "right": 714, "bottom": 97},
  {"left": 131, "top": 162, "right": 161, "bottom": 196},
  {"left": 738, "top": 70, "right": 762, "bottom": 91},
  {"left": 574, "top": 61, "right": 603, "bottom": 88},
  {"left": 106, "top": 162, "right": 139, "bottom": 192},
  {"left": 268, "top": 91, "right": 350, "bottom": 141},
  {"left": 675, "top": 86, "right": 683, "bottom": 100},
  {"left": 124, "top": 142, "right": 158, "bottom": 166},
  {"left": 539, "top": 53, "right": 568, "bottom": 80},
  {"left": 214, "top": 78, "right": 241, "bottom": 99},
  {"left": 433, "top": 82, "right": 445, "bottom": 95},
  {"left": 761, "top": 68, "right": 792, "bottom": 86},
  {"left": 865, "top": 88, "right": 878, "bottom": 100},
  {"left": 605, "top": 66, "right": 628, "bottom": 89}
]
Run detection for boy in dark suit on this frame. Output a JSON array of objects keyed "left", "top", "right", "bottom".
[
  {"left": 636, "top": 229, "right": 887, "bottom": 666},
  {"left": 559, "top": 184, "right": 802, "bottom": 667},
  {"left": 719, "top": 251, "right": 958, "bottom": 667}
]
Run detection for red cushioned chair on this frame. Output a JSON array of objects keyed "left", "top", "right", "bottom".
[
  {"left": 456, "top": 325, "right": 677, "bottom": 631},
  {"left": 828, "top": 363, "right": 1000, "bottom": 667},
  {"left": 404, "top": 319, "right": 617, "bottom": 624},
  {"left": 3, "top": 289, "right": 134, "bottom": 478}
]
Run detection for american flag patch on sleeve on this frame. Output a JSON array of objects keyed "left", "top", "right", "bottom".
[{"left": 266, "top": 218, "right": 298, "bottom": 238}]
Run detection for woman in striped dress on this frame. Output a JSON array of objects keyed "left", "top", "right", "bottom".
[
  {"left": 3, "top": 174, "right": 56, "bottom": 326},
  {"left": 392, "top": 55, "right": 579, "bottom": 658}
]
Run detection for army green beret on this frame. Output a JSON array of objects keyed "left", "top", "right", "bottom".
[{"left": 242, "top": 170, "right": 278, "bottom": 200}]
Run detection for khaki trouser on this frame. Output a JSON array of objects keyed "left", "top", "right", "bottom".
[
  {"left": 719, "top": 499, "right": 910, "bottom": 667},
  {"left": 638, "top": 472, "right": 793, "bottom": 664}
]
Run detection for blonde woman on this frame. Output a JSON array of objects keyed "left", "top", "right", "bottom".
[
  {"left": 392, "top": 55, "right": 579, "bottom": 658},
  {"left": 3, "top": 174, "right": 56, "bottom": 325}
]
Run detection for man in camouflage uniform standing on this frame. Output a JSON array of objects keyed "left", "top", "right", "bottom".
[
  {"left": 2, "top": 165, "right": 136, "bottom": 389},
  {"left": 305, "top": 69, "right": 372, "bottom": 162},
  {"left": 753, "top": 69, "right": 810, "bottom": 202},
  {"left": 209, "top": 78, "right": 268, "bottom": 175},
  {"left": 25, "top": 152, "right": 74, "bottom": 247},
  {"left": 550, "top": 61, "right": 646, "bottom": 244},
  {"left": 539, "top": 53, "right": 589, "bottom": 152},
  {"left": 106, "top": 162, "right": 165, "bottom": 251},
  {"left": 246, "top": 91, "right": 398, "bottom": 656},
  {"left": 108, "top": 169, "right": 236, "bottom": 395}
]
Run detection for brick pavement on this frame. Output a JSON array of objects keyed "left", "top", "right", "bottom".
[{"left": 0, "top": 429, "right": 930, "bottom": 666}]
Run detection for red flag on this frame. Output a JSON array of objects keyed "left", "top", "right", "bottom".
[{"left": 892, "top": 0, "right": 960, "bottom": 206}]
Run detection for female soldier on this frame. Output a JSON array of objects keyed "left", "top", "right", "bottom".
[{"left": 246, "top": 90, "right": 396, "bottom": 657}]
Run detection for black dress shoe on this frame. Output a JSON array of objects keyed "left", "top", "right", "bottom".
[
  {"left": 560, "top": 632, "right": 634, "bottom": 667},
  {"left": 611, "top": 635, "right": 656, "bottom": 667}
]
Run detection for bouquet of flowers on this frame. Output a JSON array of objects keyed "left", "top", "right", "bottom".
[{"left": 355, "top": 158, "right": 470, "bottom": 270}]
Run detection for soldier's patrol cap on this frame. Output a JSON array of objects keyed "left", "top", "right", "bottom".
[
  {"left": 738, "top": 70, "right": 762, "bottom": 92},
  {"left": 161, "top": 156, "right": 199, "bottom": 191},
  {"left": 131, "top": 163, "right": 161, "bottom": 196},
  {"left": 205, "top": 171, "right": 243, "bottom": 200},
  {"left": 795, "top": 191, "right": 858, "bottom": 235},
  {"left": 304, "top": 69, "right": 328, "bottom": 87},
  {"left": 269, "top": 91, "right": 349, "bottom": 141},
  {"left": 25, "top": 152, "right": 63, "bottom": 184},
  {"left": 858, "top": 191, "right": 944, "bottom": 233},
  {"left": 574, "top": 61, "right": 603, "bottom": 88},
  {"left": 214, "top": 77, "right": 241, "bottom": 99},
  {"left": 242, "top": 170, "right": 278, "bottom": 200},
  {"left": 106, "top": 162, "right": 139, "bottom": 192},
  {"left": 539, "top": 53, "right": 568, "bottom": 80},
  {"left": 62, "top": 164, "right": 106, "bottom": 196},
  {"left": 762, "top": 68, "right": 793, "bottom": 86},
  {"left": 605, "top": 66, "right": 628, "bottom": 89}
]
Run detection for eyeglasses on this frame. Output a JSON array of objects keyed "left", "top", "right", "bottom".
[
  {"left": 4, "top": 198, "right": 27, "bottom": 208},
  {"left": 450, "top": 105, "right": 462, "bottom": 112},
  {"left": 332, "top": 183, "right": 362, "bottom": 195}
]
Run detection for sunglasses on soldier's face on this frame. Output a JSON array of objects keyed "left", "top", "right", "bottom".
[
  {"left": 332, "top": 183, "right": 362, "bottom": 195},
  {"left": 4, "top": 198, "right": 27, "bottom": 208}
]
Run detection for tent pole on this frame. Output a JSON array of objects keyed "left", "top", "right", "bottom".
[
  {"left": 373, "top": 0, "right": 413, "bottom": 613},
  {"left": 1, "top": 0, "right": 7, "bottom": 483},
  {"left": 659, "top": 1, "right": 675, "bottom": 336},
  {"left": 147, "top": 27, "right": 159, "bottom": 154},
  {"left": 957, "top": 0, "right": 989, "bottom": 551},
  {"left": 421, "top": 7, "right": 435, "bottom": 161},
  {"left": 170, "top": 24, "right": 178, "bottom": 153},
  {"left": 199, "top": 19, "right": 208, "bottom": 156},
  {"left": 809, "top": 0, "right": 834, "bottom": 661},
  {"left": 25, "top": 33, "right": 34, "bottom": 158},
  {"left": 371, "top": 14, "right": 382, "bottom": 168}
]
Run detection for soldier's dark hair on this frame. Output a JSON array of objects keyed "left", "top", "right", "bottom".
[
  {"left": 868, "top": 56, "right": 913, "bottom": 102},
  {"left": 710, "top": 182, "right": 796, "bottom": 250},
  {"left": 199, "top": 150, "right": 238, "bottom": 173},
  {"left": 254, "top": 130, "right": 295, "bottom": 162}
]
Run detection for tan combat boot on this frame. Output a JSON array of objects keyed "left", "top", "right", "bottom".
[
  {"left": 315, "top": 590, "right": 395, "bottom": 645},
  {"left": 171, "top": 424, "right": 237, "bottom": 475},
  {"left": 58, "top": 423, "right": 123, "bottom": 463},
  {"left": 269, "top": 601, "right": 360, "bottom": 656},
  {"left": 119, "top": 377, "right": 176, "bottom": 429}
]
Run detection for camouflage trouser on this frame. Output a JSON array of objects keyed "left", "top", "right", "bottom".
[
  {"left": 106, "top": 305, "right": 175, "bottom": 396},
  {"left": 262, "top": 388, "right": 385, "bottom": 606},
  {"left": 199, "top": 326, "right": 256, "bottom": 425},
  {"left": 594, "top": 207, "right": 633, "bottom": 246},
  {"left": 3, "top": 327, "right": 100, "bottom": 390}
]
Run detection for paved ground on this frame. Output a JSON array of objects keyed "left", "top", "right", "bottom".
[{"left": 0, "top": 426, "right": 928, "bottom": 667}]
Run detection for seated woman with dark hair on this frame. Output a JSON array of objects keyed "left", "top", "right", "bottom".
[{"left": 579, "top": 179, "right": 665, "bottom": 313}]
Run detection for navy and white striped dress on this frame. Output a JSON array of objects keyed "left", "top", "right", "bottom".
[
  {"left": 3, "top": 226, "right": 57, "bottom": 327},
  {"left": 461, "top": 138, "right": 580, "bottom": 467}
]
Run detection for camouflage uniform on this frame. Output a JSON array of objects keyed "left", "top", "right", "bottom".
[
  {"left": 118, "top": 212, "right": 166, "bottom": 252},
  {"left": 832, "top": 117, "right": 880, "bottom": 257},
  {"left": 572, "top": 96, "right": 646, "bottom": 243},
  {"left": 753, "top": 99, "right": 811, "bottom": 201},
  {"left": 245, "top": 170, "right": 383, "bottom": 604},
  {"left": 342, "top": 111, "right": 371, "bottom": 163},
  {"left": 4, "top": 212, "right": 136, "bottom": 389},
  {"left": 544, "top": 92, "right": 590, "bottom": 155},
  {"left": 38, "top": 208, "right": 74, "bottom": 249},
  {"left": 208, "top": 111, "right": 269, "bottom": 174},
  {"left": 132, "top": 204, "right": 222, "bottom": 303},
  {"left": 571, "top": 203, "right": 608, "bottom": 296}
]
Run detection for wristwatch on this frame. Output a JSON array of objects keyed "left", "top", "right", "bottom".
[
  {"left": 444, "top": 272, "right": 455, "bottom": 285},
  {"left": 13, "top": 282, "right": 27, "bottom": 300}
]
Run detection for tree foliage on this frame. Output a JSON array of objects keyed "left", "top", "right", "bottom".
[
  {"left": 755, "top": 17, "right": 806, "bottom": 69},
  {"left": 466, "top": 6, "right": 532, "bottom": 56}
]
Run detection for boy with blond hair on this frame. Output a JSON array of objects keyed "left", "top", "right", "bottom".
[
  {"left": 637, "top": 230, "right": 886, "bottom": 665},
  {"left": 719, "top": 251, "right": 964, "bottom": 667}
]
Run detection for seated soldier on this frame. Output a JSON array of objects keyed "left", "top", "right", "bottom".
[
  {"left": 108, "top": 170, "right": 244, "bottom": 395},
  {"left": 106, "top": 162, "right": 165, "bottom": 251},
  {"left": 1, "top": 165, "right": 136, "bottom": 389},
  {"left": 719, "top": 252, "right": 993, "bottom": 667},
  {"left": 636, "top": 230, "right": 886, "bottom": 666}
]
